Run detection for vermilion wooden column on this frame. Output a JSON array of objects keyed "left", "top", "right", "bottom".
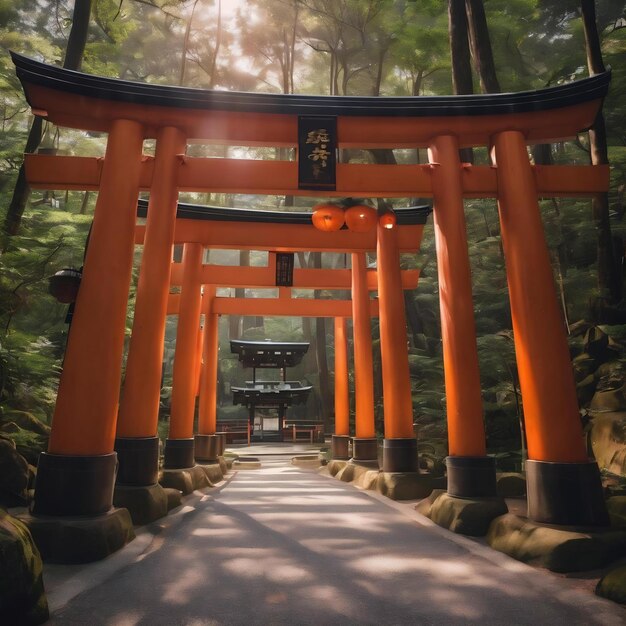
[
  {"left": 194, "top": 323, "right": 205, "bottom": 398},
  {"left": 377, "top": 222, "right": 417, "bottom": 473},
  {"left": 115, "top": 125, "right": 186, "bottom": 486},
  {"left": 165, "top": 242, "right": 204, "bottom": 469},
  {"left": 332, "top": 316, "right": 350, "bottom": 459},
  {"left": 492, "top": 130, "right": 607, "bottom": 525},
  {"left": 34, "top": 118, "right": 144, "bottom": 516},
  {"left": 196, "top": 286, "right": 221, "bottom": 462},
  {"left": 428, "top": 135, "right": 494, "bottom": 497},
  {"left": 351, "top": 252, "right": 378, "bottom": 464}
]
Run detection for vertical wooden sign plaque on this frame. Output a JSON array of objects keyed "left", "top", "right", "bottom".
[{"left": 298, "top": 116, "right": 337, "bottom": 191}]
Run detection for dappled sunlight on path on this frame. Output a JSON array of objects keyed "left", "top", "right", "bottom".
[{"left": 48, "top": 459, "right": 625, "bottom": 625}]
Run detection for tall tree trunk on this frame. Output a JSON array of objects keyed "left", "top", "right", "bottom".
[
  {"left": 465, "top": 0, "right": 501, "bottom": 93},
  {"left": 179, "top": 0, "right": 200, "bottom": 86},
  {"left": 581, "top": 0, "right": 621, "bottom": 305},
  {"left": 449, "top": 0, "right": 474, "bottom": 163},
  {"left": 2, "top": 0, "right": 92, "bottom": 248}
]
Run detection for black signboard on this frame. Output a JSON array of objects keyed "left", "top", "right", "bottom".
[
  {"left": 275, "top": 253, "right": 295, "bottom": 287},
  {"left": 298, "top": 116, "right": 337, "bottom": 191}
]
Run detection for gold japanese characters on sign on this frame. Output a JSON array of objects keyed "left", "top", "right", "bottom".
[
  {"left": 298, "top": 116, "right": 337, "bottom": 191},
  {"left": 306, "top": 129, "right": 331, "bottom": 179}
]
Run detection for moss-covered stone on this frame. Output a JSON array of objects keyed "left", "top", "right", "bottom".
[
  {"left": 327, "top": 459, "right": 347, "bottom": 477},
  {"left": 0, "top": 509, "right": 49, "bottom": 625},
  {"left": 496, "top": 472, "right": 527, "bottom": 497},
  {"left": 163, "top": 488, "right": 182, "bottom": 511},
  {"left": 113, "top": 484, "right": 169, "bottom": 526},
  {"left": 415, "top": 489, "right": 446, "bottom": 517},
  {"left": 589, "top": 412, "right": 626, "bottom": 476},
  {"left": 376, "top": 472, "right": 438, "bottom": 501},
  {"left": 159, "top": 469, "right": 194, "bottom": 494},
  {"left": 607, "top": 496, "right": 626, "bottom": 528},
  {"left": 189, "top": 465, "right": 211, "bottom": 489},
  {"left": 199, "top": 463, "right": 224, "bottom": 484},
  {"left": 596, "top": 565, "right": 626, "bottom": 604},
  {"left": 428, "top": 493, "right": 508, "bottom": 536},
  {"left": 291, "top": 455, "right": 321, "bottom": 468},
  {"left": 0, "top": 411, "right": 50, "bottom": 437},
  {"left": 487, "top": 513, "right": 626, "bottom": 573},
  {"left": 0, "top": 438, "right": 29, "bottom": 507},
  {"left": 18, "top": 508, "right": 135, "bottom": 564}
]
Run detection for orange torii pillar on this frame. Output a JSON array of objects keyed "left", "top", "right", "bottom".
[
  {"left": 428, "top": 135, "right": 495, "bottom": 497},
  {"left": 350, "top": 252, "right": 378, "bottom": 464},
  {"left": 332, "top": 316, "right": 351, "bottom": 460},
  {"left": 115, "top": 126, "right": 186, "bottom": 487},
  {"left": 33, "top": 119, "right": 144, "bottom": 516},
  {"left": 166, "top": 242, "right": 204, "bottom": 469},
  {"left": 195, "top": 287, "right": 222, "bottom": 462},
  {"left": 377, "top": 223, "right": 418, "bottom": 473},
  {"left": 492, "top": 131, "right": 608, "bottom": 526}
]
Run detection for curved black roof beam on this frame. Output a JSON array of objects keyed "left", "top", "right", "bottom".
[
  {"left": 12, "top": 52, "right": 610, "bottom": 118},
  {"left": 136, "top": 198, "right": 431, "bottom": 226}
]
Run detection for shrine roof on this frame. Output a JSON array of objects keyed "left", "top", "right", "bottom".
[{"left": 12, "top": 52, "right": 610, "bottom": 119}]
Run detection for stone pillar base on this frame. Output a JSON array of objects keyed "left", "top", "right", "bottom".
[
  {"left": 417, "top": 490, "right": 507, "bottom": 536},
  {"left": 32, "top": 452, "right": 117, "bottom": 516},
  {"left": 331, "top": 435, "right": 350, "bottom": 460},
  {"left": 115, "top": 436, "right": 160, "bottom": 486},
  {"left": 447, "top": 455, "right": 497, "bottom": 498},
  {"left": 17, "top": 508, "right": 134, "bottom": 563},
  {"left": 382, "top": 438, "right": 418, "bottom": 473},
  {"left": 526, "top": 459, "right": 609, "bottom": 526},
  {"left": 113, "top": 483, "right": 168, "bottom": 526},
  {"left": 215, "top": 432, "right": 227, "bottom": 456},
  {"left": 351, "top": 437, "right": 379, "bottom": 466},
  {"left": 159, "top": 465, "right": 210, "bottom": 494},
  {"left": 163, "top": 438, "right": 195, "bottom": 470},
  {"left": 194, "top": 434, "right": 221, "bottom": 462},
  {"left": 197, "top": 462, "right": 224, "bottom": 484}
]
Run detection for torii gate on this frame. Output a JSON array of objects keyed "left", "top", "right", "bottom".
[
  {"left": 148, "top": 200, "right": 425, "bottom": 468},
  {"left": 11, "top": 52, "right": 611, "bottom": 558}
]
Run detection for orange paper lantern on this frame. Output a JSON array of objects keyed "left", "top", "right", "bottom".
[
  {"left": 379, "top": 211, "right": 397, "bottom": 229},
  {"left": 344, "top": 204, "right": 377, "bottom": 233},
  {"left": 312, "top": 203, "right": 345, "bottom": 232}
]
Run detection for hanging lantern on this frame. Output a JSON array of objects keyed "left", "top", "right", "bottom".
[
  {"left": 311, "top": 203, "right": 344, "bottom": 232},
  {"left": 379, "top": 209, "right": 397, "bottom": 230},
  {"left": 344, "top": 204, "right": 377, "bottom": 233},
  {"left": 48, "top": 268, "right": 82, "bottom": 303}
]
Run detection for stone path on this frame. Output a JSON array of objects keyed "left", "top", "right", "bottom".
[{"left": 45, "top": 458, "right": 626, "bottom": 625}]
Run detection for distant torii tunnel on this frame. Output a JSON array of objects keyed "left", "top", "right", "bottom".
[{"left": 12, "top": 52, "right": 611, "bottom": 558}]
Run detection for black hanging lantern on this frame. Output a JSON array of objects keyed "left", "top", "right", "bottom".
[{"left": 48, "top": 268, "right": 82, "bottom": 303}]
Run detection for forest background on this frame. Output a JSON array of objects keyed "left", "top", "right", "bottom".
[{"left": 0, "top": 0, "right": 625, "bottom": 474}]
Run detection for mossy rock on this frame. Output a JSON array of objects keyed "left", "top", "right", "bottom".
[
  {"left": 589, "top": 412, "right": 626, "bottom": 476},
  {"left": 327, "top": 460, "right": 347, "bottom": 477},
  {"left": 376, "top": 472, "right": 438, "bottom": 501},
  {"left": 415, "top": 488, "right": 446, "bottom": 517},
  {"left": 487, "top": 513, "right": 626, "bottom": 573},
  {"left": 590, "top": 385, "right": 626, "bottom": 413},
  {"left": 596, "top": 565, "right": 626, "bottom": 604},
  {"left": 1, "top": 426, "right": 48, "bottom": 467},
  {"left": 0, "top": 510, "right": 49, "bottom": 625},
  {"left": 496, "top": 472, "right": 527, "bottom": 497},
  {"left": 0, "top": 438, "right": 29, "bottom": 507},
  {"left": 164, "top": 487, "right": 182, "bottom": 511},
  {"left": 113, "top": 484, "right": 169, "bottom": 526},
  {"left": 160, "top": 470, "right": 194, "bottom": 495},
  {"left": 607, "top": 496, "right": 626, "bottom": 528},
  {"left": 0, "top": 421, "right": 20, "bottom": 434},
  {"left": 18, "top": 508, "right": 135, "bottom": 564},
  {"left": 428, "top": 492, "right": 508, "bottom": 536},
  {"left": 0, "top": 411, "right": 50, "bottom": 437},
  {"left": 199, "top": 463, "right": 224, "bottom": 484}
]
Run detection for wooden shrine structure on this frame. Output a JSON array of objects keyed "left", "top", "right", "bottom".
[
  {"left": 229, "top": 340, "right": 312, "bottom": 442},
  {"left": 10, "top": 51, "right": 613, "bottom": 557}
]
